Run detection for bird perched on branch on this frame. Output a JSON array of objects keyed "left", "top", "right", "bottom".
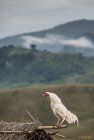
[{"left": 43, "top": 91, "right": 79, "bottom": 126}]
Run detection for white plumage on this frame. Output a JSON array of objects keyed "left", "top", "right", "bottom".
[{"left": 43, "top": 91, "right": 79, "bottom": 126}]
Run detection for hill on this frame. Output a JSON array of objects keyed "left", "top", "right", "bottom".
[
  {"left": 31, "top": 19, "right": 94, "bottom": 38},
  {"left": 1, "top": 47, "right": 94, "bottom": 87},
  {"left": 0, "top": 84, "right": 94, "bottom": 139},
  {"left": 0, "top": 19, "right": 94, "bottom": 56}
]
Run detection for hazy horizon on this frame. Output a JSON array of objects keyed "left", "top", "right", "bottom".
[
  {"left": 0, "top": 18, "right": 94, "bottom": 40},
  {"left": 0, "top": 0, "right": 94, "bottom": 39}
]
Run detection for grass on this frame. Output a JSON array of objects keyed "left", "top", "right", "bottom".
[{"left": 0, "top": 84, "right": 94, "bottom": 139}]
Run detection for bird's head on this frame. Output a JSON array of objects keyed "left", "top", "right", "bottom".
[
  {"left": 43, "top": 91, "right": 49, "bottom": 97},
  {"left": 43, "top": 91, "right": 61, "bottom": 104}
]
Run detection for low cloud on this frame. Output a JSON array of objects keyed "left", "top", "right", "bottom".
[
  {"left": 21, "top": 36, "right": 53, "bottom": 48},
  {"left": 63, "top": 37, "right": 94, "bottom": 48},
  {"left": 21, "top": 35, "right": 94, "bottom": 50}
]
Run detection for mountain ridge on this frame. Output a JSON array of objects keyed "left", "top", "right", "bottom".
[
  {"left": 0, "top": 19, "right": 94, "bottom": 56},
  {"left": 1, "top": 19, "right": 94, "bottom": 40}
]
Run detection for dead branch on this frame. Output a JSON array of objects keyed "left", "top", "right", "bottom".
[
  {"left": 0, "top": 110, "right": 68, "bottom": 140},
  {"left": 56, "top": 133, "right": 65, "bottom": 138},
  {"left": 0, "top": 131, "right": 32, "bottom": 134},
  {"left": 38, "top": 124, "right": 68, "bottom": 129},
  {"left": 0, "top": 124, "right": 67, "bottom": 134},
  {"left": 26, "top": 110, "right": 36, "bottom": 123}
]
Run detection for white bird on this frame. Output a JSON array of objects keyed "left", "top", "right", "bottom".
[{"left": 43, "top": 91, "right": 79, "bottom": 126}]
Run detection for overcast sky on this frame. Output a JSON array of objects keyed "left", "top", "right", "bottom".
[{"left": 0, "top": 0, "right": 94, "bottom": 38}]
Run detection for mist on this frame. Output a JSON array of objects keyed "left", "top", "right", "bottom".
[
  {"left": 63, "top": 37, "right": 94, "bottom": 48},
  {"left": 21, "top": 35, "right": 94, "bottom": 51}
]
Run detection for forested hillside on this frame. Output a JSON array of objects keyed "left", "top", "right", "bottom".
[{"left": 0, "top": 46, "right": 94, "bottom": 87}]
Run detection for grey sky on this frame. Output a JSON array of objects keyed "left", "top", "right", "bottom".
[{"left": 0, "top": 0, "right": 94, "bottom": 38}]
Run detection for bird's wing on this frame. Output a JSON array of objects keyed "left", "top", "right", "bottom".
[{"left": 53, "top": 103, "right": 68, "bottom": 116}]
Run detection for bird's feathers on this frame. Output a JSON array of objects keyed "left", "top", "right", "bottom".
[{"left": 45, "top": 91, "right": 79, "bottom": 126}]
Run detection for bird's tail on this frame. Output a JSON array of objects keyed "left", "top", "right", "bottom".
[{"left": 66, "top": 111, "right": 79, "bottom": 126}]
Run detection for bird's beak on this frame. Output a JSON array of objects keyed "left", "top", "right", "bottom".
[{"left": 43, "top": 92, "right": 45, "bottom": 96}]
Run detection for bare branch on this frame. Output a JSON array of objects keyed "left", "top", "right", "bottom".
[
  {"left": 26, "top": 109, "right": 36, "bottom": 123},
  {"left": 56, "top": 133, "right": 65, "bottom": 138},
  {"left": 38, "top": 124, "right": 68, "bottom": 129}
]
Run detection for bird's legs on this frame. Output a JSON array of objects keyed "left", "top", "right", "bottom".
[
  {"left": 59, "top": 118, "right": 65, "bottom": 125},
  {"left": 56, "top": 117, "right": 61, "bottom": 126}
]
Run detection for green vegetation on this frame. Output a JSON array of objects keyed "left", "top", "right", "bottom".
[
  {"left": 1, "top": 47, "right": 94, "bottom": 87},
  {"left": 0, "top": 84, "right": 94, "bottom": 139},
  {"left": 0, "top": 46, "right": 94, "bottom": 139}
]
